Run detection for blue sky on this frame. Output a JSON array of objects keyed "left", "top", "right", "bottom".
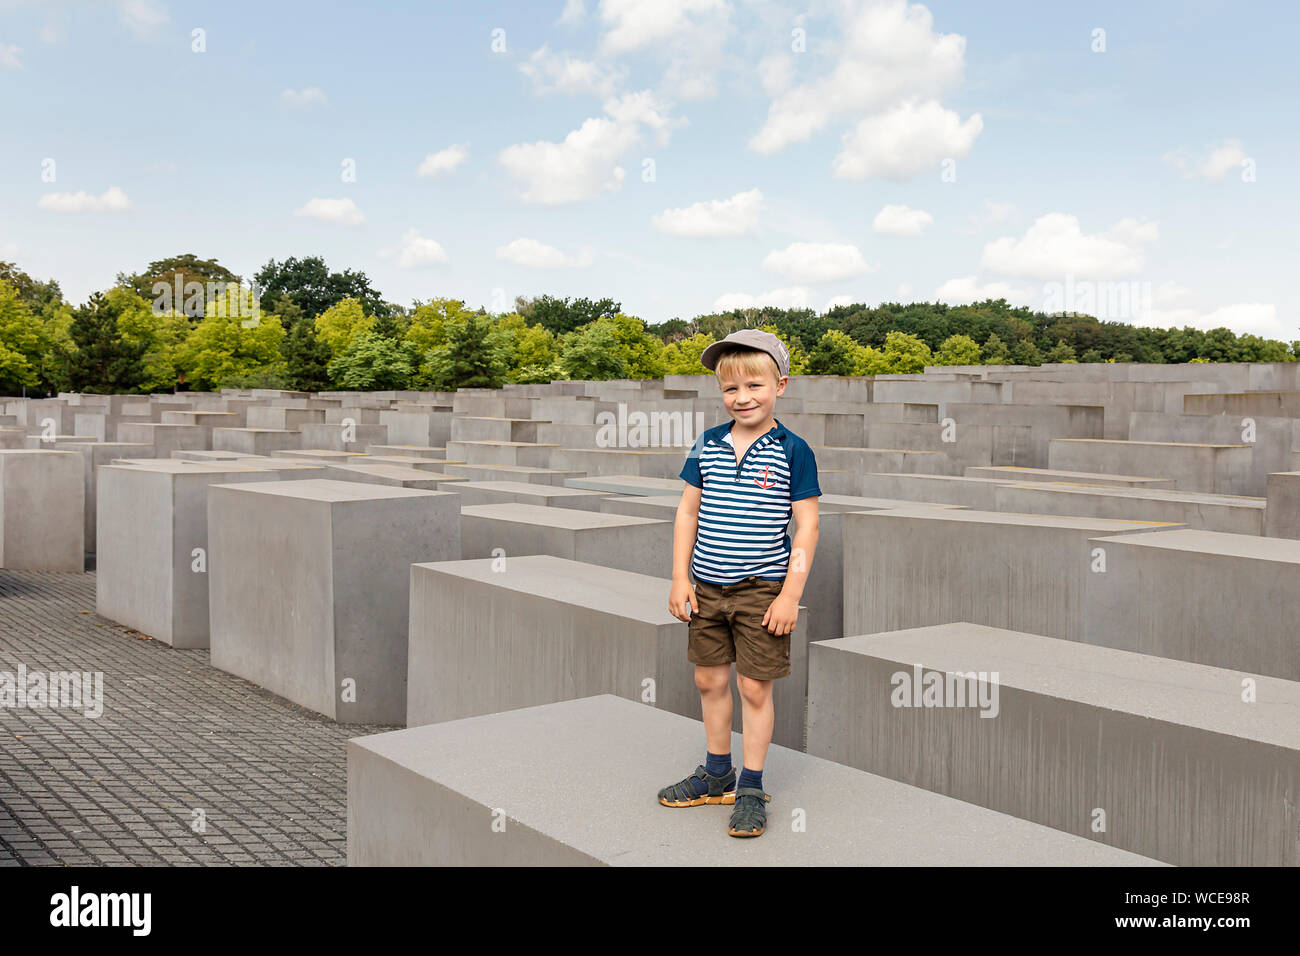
[{"left": 1, "top": 0, "right": 1295, "bottom": 339}]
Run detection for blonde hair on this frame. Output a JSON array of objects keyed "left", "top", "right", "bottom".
[{"left": 714, "top": 348, "right": 782, "bottom": 386}]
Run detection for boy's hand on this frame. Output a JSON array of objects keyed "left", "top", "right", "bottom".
[
  {"left": 668, "top": 580, "right": 697, "bottom": 622},
  {"left": 763, "top": 592, "right": 799, "bottom": 636}
]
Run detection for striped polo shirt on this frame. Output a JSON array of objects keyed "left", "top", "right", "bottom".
[{"left": 679, "top": 418, "right": 821, "bottom": 585}]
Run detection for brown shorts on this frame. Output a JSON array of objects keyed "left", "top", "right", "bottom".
[{"left": 687, "top": 575, "right": 792, "bottom": 681}]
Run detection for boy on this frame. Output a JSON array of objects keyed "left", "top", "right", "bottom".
[{"left": 660, "top": 329, "right": 821, "bottom": 838}]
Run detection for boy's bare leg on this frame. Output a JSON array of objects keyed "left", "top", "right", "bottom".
[
  {"left": 736, "top": 675, "right": 774, "bottom": 771},
  {"left": 695, "top": 663, "right": 733, "bottom": 755}
]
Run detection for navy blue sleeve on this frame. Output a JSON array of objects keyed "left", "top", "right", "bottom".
[
  {"left": 787, "top": 438, "right": 821, "bottom": 500},
  {"left": 679, "top": 433, "right": 704, "bottom": 488}
]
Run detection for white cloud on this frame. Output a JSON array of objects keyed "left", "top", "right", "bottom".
[
  {"left": 0, "top": 241, "right": 21, "bottom": 257},
  {"left": 896, "top": 283, "right": 914, "bottom": 300},
  {"left": 652, "top": 188, "right": 762, "bottom": 237},
  {"left": 756, "top": 53, "right": 793, "bottom": 96},
  {"left": 117, "top": 0, "right": 169, "bottom": 38},
  {"left": 499, "top": 90, "right": 682, "bottom": 204},
  {"left": 417, "top": 144, "right": 468, "bottom": 178},
  {"left": 558, "top": 0, "right": 586, "bottom": 25},
  {"left": 377, "top": 229, "right": 448, "bottom": 268},
  {"left": 933, "top": 275, "right": 1034, "bottom": 305},
  {"left": 873, "top": 203, "right": 933, "bottom": 237},
  {"left": 281, "top": 87, "right": 327, "bottom": 107},
  {"left": 496, "top": 238, "right": 594, "bottom": 269},
  {"left": 980, "top": 213, "right": 1158, "bottom": 279},
  {"left": 1164, "top": 139, "right": 1248, "bottom": 181},
  {"left": 597, "top": 0, "right": 731, "bottom": 101},
  {"left": 762, "top": 242, "right": 874, "bottom": 283},
  {"left": 598, "top": 0, "right": 729, "bottom": 55},
  {"left": 293, "top": 197, "right": 364, "bottom": 226},
  {"left": 833, "top": 99, "right": 982, "bottom": 180},
  {"left": 711, "top": 287, "right": 814, "bottom": 311},
  {"left": 37, "top": 186, "right": 132, "bottom": 213},
  {"left": 823, "top": 294, "right": 857, "bottom": 312},
  {"left": 520, "top": 45, "right": 624, "bottom": 97},
  {"left": 978, "top": 199, "right": 1013, "bottom": 224},
  {"left": 750, "top": 0, "right": 968, "bottom": 155},
  {"left": 0, "top": 42, "right": 21, "bottom": 68},
  {"left": 1146, "top": 302, "right": 1286, "bottom": 339}
]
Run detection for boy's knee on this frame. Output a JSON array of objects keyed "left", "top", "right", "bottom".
[
  {"left": 694, "top": 665, "right": 730, "bottom": 694},
  {"left": 736, "top": 674, "right": 771, "bottom": 704}
]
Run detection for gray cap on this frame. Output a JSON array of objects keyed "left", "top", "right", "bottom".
[{"left": 699, "top": 329, "right": 790, "bottom": 378}]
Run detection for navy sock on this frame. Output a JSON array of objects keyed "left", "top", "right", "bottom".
[
  {"left": 690, "top": 751, "right": 733, "bottom": 796},
  {"left": 738, "top": 767, "right": 763, "bottom": 792}
]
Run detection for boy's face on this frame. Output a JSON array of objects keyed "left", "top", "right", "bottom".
[{"left": 716, "top": 361, "right": 786, "bottom": 426}]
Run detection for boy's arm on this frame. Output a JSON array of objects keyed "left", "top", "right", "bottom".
[
  {"left": 673, "top": 483, "right": 702, "bottom": 582},
  {"left": 781, "top": 496, "right": 819, "bottom": 604}
]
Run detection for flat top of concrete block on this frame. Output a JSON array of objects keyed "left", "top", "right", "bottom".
[
  {"left": 1050, "top": 438, "right": 1249, "bottom": 449},
  {"left": 271, "top": 449, "right": 363, "bottom": 460},
  {"left": 974, "top": 466, "right": 1168, "bottom": 483},
  {"left": 849, "top": 507, "right": 1178, "bottom": 531},
  {"left": 212, "top": 427, "right": 300, "bottom": 434},
  {"left": 105, "top": 459, "right": 276, "bottom": 474},
  {"left": 461, "top": 502, "right": 669, "bottom": 529},
  {"left": 1009, "top": 482, "right": 1265, "bottom": 506},
  {"left": 816, "top": 445, "right": 944, "bottom": 455},
  {"left": 564, "top": 475, "right": 685, "bottom": 493},
  {"left": 456, "top": 480, "right": 609, "bottom": 496},
  {"left": 413, "top": 555, "right": 676, "bottom": 623},
  {"left": 209, "top": 477, "right": 452, "bottom": 502},
  {"left": 350, "top": 695, "right": 1161, "bottom": 866},
  {"left": 1088, "top": 527, "right": 1300, "bottom": 562},
  {"left": 325, "top": 462, "right": 458, "bottom": 480},
  {"left": 449, "top": 439, "right": 562, "bottom": 449},
  {"left": 868, "top": 473, "right": 1013, "bottom": 485},
  {"left": 0, "top": 448, "right": 80, "bottom": 457},
  {"left": 818, "top": 623, "right": 1300, "bottom": 749},
  {"left": 819, "top": 493, "right": 963, "bottom": 511}
]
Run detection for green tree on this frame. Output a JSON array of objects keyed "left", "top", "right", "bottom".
[
  {"left": 661, "top": 332, "right": 716, "bottom": 375},
  {"left": 175, "top": 289, "right": 285, "bottom": 390},
  {"left": 421, "top": 312, "right": 511, "bottom": 389},
  {"left": 560, "top": 320, "right": 628, "bottom": 380},
  {"left": 68, "top": 292, "right": 148, "bottom": 393},
  {"left": 314, "top": 297, "right": 375, "bottom": 357},
  {"left": 254, "top": 255, "right": 388, "bottom": 322},
  {"left": 112, "top": 286, "right": 189, "bottom": 391},
  {"left": 806, "top": 329, "right": 863, "bottom": 375},
  {"left": 519, "top": 295, "right": 621, "bottom": 336},
  {"left": 327, "top": 332, "right": 415, "bottom": 389},
  {"left": 982, "top": 332, "right": 1010, "bottom": 365},
  {"left": 1045, "top": 339, "right": 1077, "bottom": 363},
  {"left": 117, "top": 254, "right": 240, "bottom": 313},
  {"left": 279, "top": 298, "right": 331, "bottom": 391},
  {"left": 1012, "top": 338, "right": 1044, "bottom": 366},
  {"left": 0, "top": 280, "right": 45, "bottom": 394},
  {"left": 934, "top": 334, "right": 982, "bottom": 366},
  {"left": 881, "top": 331, "right": 933, "bottom": 373}
]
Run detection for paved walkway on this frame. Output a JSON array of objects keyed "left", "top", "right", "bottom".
[{"left": 0, "top": 570, "right": 395, "bottom": 866}]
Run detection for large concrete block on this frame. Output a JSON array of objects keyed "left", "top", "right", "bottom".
[
  {"left": 1264, "top": 471, "right": 1300, "bottom": 538},
  {"left": 459, "top": 503, "right": 673, "bottom": 577},
  {"left": 448, "top": 480, "right": 611, "bottom": 510},
  {"left": 992, "top": 482, "right": 1264, "bottom": 534},
  {"left": 59, "top": 441, "right": 154, "bottom": 553},
  {"left": 0, "top": 450, "right": 84, "bottom": 571},
  {"left": 1084, "top": 528, "right": 1300, "bottom": 680},
  {"left": 844, "top": 509, "right": 1181, "bottom": 643},
  {"left": 346, "top": 695, "right": 1160, "bottom": 866},
  {"left": 858, "top": 473, "right": 1011, "bottom": 509},
  {"left": 1048, "top": 438, "right": 1253, "bottom": 495},
  {"left": 211, "top": 427, "right": 302, "bottom": 456},
  {"left": 406, "top": 556, "right": 809, "bottom": 748},
  {"left": 965, "top": 465, "right": 1175, "bottom": 489},
  {"left": 95, "top": 461, "right": 280, "bottom": 646},
  {"left": 208, "top": 479, "right": 461, "bottom": 723},
  {"left": 806, "top": 623, "right": 1300, "bottom": 865}
]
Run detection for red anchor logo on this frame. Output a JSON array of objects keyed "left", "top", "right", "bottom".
[{"left": 753, "top": 465, "right": 776, "bottom": 488}]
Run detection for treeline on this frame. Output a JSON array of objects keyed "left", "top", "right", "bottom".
[{"left": 1, "top": 253, "right": 1295, "bottom": 397}]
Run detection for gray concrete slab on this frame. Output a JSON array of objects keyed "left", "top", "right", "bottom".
[
  {"left": 843, "top": 509, "right": 1182, "bottom": 643},
  {"left": 446, "top": 480, "right": 612, "bottom": 510},
  {"left": 965, "top": 465, "right": 1176, "bottom": 489},
  {"left": 1084, "top": 528, "right": 1300, "bottom": 680},
  {"left": 1048, "top": 438, "right": 1254, "bottom": 495},
  {"left": 207, "top": 479, "right": 461, "bottom": 723},
  {"left": 346, "top": 694, "right": 1161, "bottom": 866},
  {"left": 95, "top": 461, "right": 281, "bottom": 646},
  {"left": 1264, "top": 471, "right": 1300, "bottom": 538},
  {"left": 993, "top": 481, "right": 1265, "bottom": 534},
  {"left": 459, "top": 503, "right": 673, "bottom": 578},
  {"left": 0, "top": 449, "right": 84, "bottom": 571},
  {"left": 406, "top": 556, "right": 809, "bottom": 748},
  {"left": 806, "top": 622, "right": 1300, "bottom": 865}
]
